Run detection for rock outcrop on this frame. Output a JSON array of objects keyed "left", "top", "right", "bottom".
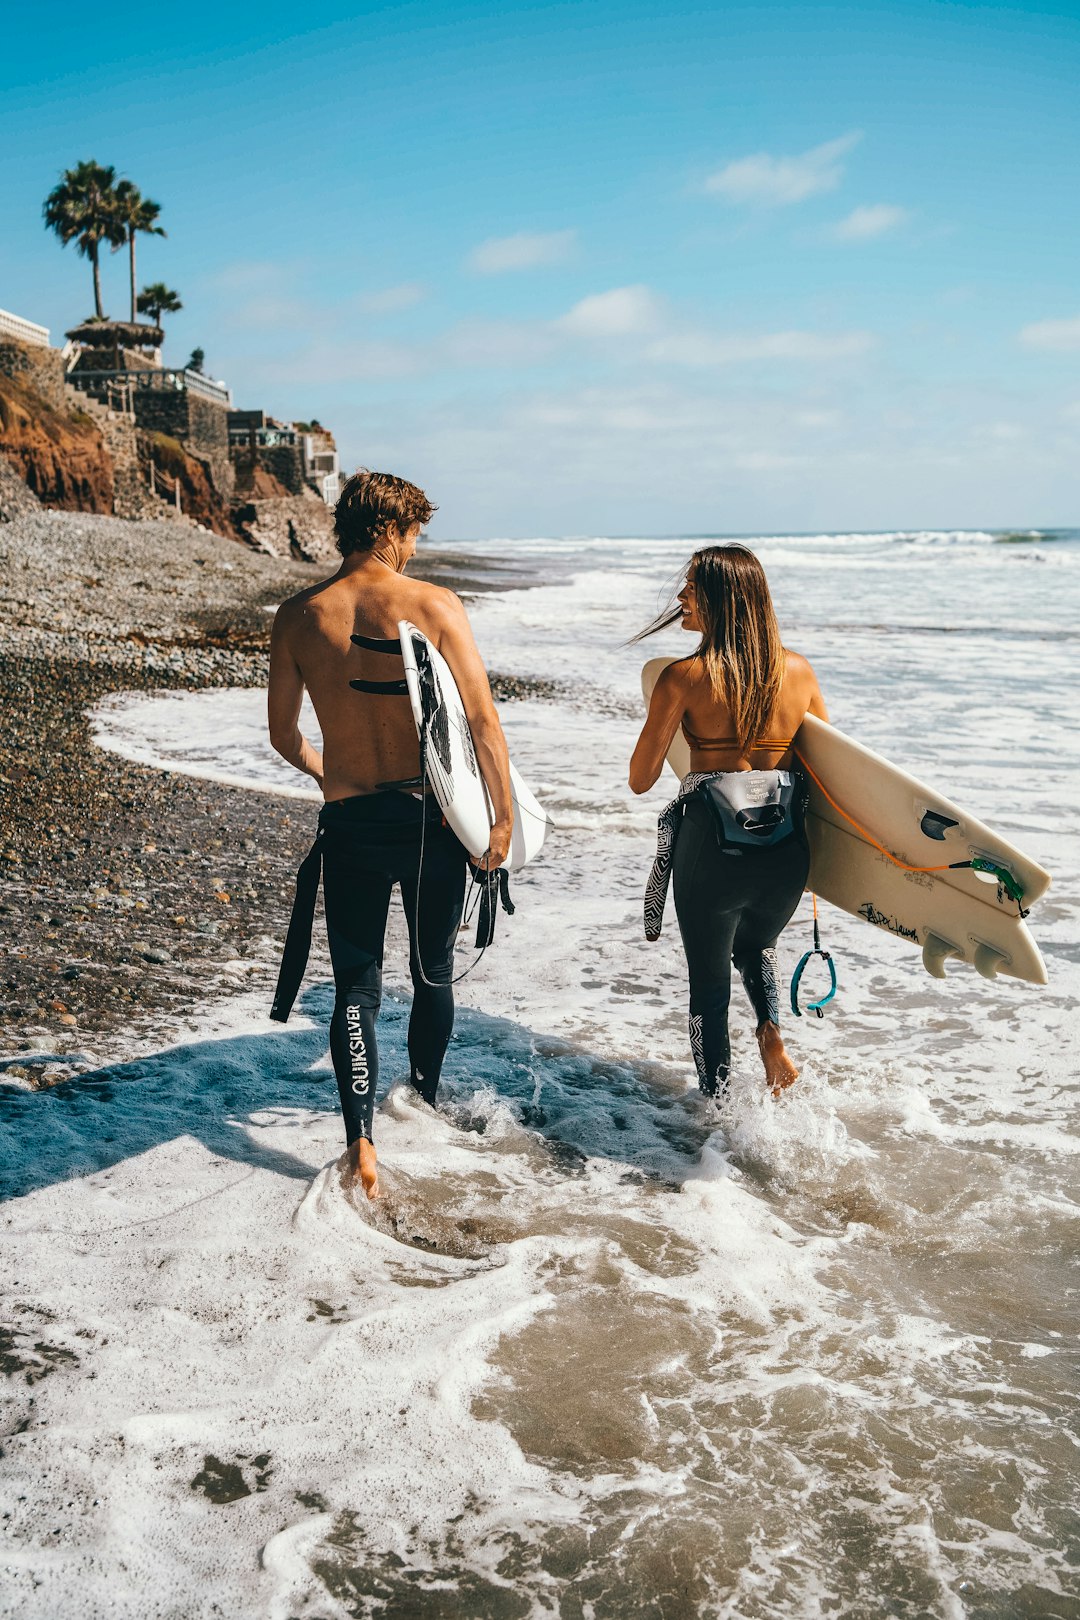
[
  {"left": 0, "top": 369, "right": 114, "bottom": 513},
  {"left": 143, "top": 433, "right": 233, "bottom": 537},
  {"left": 1, "top": 332, "right": 341, "bottom": 549},
  {"left": 233, "top": 489, "right": 337, "bottom": 562},
  {"left": 0, "top": 452, "right": 42, "bottom": 522}
]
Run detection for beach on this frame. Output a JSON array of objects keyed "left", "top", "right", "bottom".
[
  {"left": 0, "top": 510, "right": 544, "bottom": 1082},
  {"left": 2, "top": 522, "right": 1079, "bottom": 1618}
]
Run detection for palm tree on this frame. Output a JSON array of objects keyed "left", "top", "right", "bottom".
[
  {"left": 113, "top": 180, "right": 165, "bottom": 322},
  {"left": 42, "top": 160, "right": 125, "bottom": 318},
  {"left": 137, "top": 282, "right": 182, "bottom": 331}
]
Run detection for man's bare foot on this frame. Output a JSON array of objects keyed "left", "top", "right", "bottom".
[
  {"left": 347, "top": 1138, "right": 380, "bottom": 1200},
  {"left": 757, "top": 1022, "right": 799, "bottom": 1097}
]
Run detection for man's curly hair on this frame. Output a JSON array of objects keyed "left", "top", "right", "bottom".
[{"left": 334, "top": 469, "right": 437, "bottom": 557}]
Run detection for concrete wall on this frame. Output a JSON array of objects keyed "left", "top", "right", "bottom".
[
  {"left": 229, "top": 441, "right": 307, "bottom": 497},
  {"left": 187, "top": 392, "right": 233, "bottom": 501},
  {"left": 132, "top": 386, "right": 234, "bottom": 502}
]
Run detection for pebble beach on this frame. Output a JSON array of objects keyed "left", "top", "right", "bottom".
[{"left": 0, "top": 509, "right": 544, "bottom": 1086}]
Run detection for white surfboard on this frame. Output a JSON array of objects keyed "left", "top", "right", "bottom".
[
  {"left": 641, "top": 657, "right": 1051, "bottom": 986},
  {"left": 400, "top": 621, "right": 550, "bottom": 870}
]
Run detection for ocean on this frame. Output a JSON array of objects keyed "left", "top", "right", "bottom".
[{"left": 5, "top": 529, "right": 1079, "bottom": 1618}]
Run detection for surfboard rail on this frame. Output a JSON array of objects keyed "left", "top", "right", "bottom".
[{"left": 400, "top": 620, "right": 550, "bottom": 870}]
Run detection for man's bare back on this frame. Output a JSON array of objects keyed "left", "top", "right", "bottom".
[{"left": 269, "top": 525, "right": 513, "bottom": 832}]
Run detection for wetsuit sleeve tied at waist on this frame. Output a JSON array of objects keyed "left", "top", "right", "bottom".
[
  {"left": 644, "top": 773, "right": 715, "bottom": 943},
  {"left": 270, "top": 828, "right": 324, "bottom": 1022}
]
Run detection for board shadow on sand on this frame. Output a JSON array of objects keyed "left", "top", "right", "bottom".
[{"left": 0, "top": 984, "right": 710, "bottom": 1204}]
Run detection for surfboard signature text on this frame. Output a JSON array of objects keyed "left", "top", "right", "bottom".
[{"left": 859, "top": 901, "right": 920, "bottom": 941}]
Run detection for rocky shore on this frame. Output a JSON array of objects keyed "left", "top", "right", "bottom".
[{"left": 0, "top": 510, "right": 546, "bottom": 1087}]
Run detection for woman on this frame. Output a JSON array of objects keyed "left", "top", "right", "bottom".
[{"left": 629, "top": 545, "right": 828, "bottom": 1099}]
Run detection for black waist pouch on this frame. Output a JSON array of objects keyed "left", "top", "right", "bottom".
[{"left": 696, "top": 768, "right": 805, "bottom": 851}]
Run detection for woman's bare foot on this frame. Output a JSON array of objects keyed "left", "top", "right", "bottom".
[
  {"left": 757, "top": 1022, "right": 799, "bottom": 1097},
  {"left": 347, "top": 1138, "right": 380, "bottom": 1200}
]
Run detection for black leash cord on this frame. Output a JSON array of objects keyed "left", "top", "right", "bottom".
[{"left": 412, "top": 722, "right": 509, "bottom": 989}]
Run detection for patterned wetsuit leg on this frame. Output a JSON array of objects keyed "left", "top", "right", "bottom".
[
  {"left": 672, "top": 797, "right": 809, "bottom": 1096},
  {"left": 321, "top": 795, "right": 467, "bottom": 1143}
]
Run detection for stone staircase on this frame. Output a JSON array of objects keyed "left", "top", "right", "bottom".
[{"left": 65, "top": 384, "right": 178, "bottom": 522}]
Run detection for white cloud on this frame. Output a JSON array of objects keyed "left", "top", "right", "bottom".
[
  {"left": 467, "top": 230, "right": 577, "bottom": 274},
  {"left": 232, "top": 337, "right": 426, "bottom": 386},
  {"left": 440, "top": 318, "right": 556, "bottom": 367},
  {"left": 973, "top": 421, "right": 1027, "bottom": 443},
  {"left": 830, "top": 204, "right": 910, "bottom": 241},
  {"left": 357, "top": 283, "right": 427, "bottom": 314},
  {"left": 796, "top": 409, "right": 844, "bottom": 429},
  {"left": 1019, "top": 315, "right": 1080, "bottom": 352},
  {"left": 208, "top": 260, "right": 296, "bottom": 293},
  {"left": 704, "top": 132, "right": 861, "bottom": 207},
  {"left": 554, "top": 285, "right": 664, "bottom": 338},
  {"left": 319, "top": 367, "right": 1080, "bottom": 537},
  {"left": 229, "top": 295, "right": 314, "bottom": 331},
  {"left": 647, "top": 328, "right": 875, "bottom": 366}
]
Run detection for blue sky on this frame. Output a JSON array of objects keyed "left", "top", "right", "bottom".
[{"left": 3, "top": 0, "right": 1078, "bottom": 536}]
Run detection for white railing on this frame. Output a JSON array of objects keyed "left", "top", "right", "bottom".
[
  {"left": 181, "top": 368, "right": 232, "bottom": 405},
  {"left": 0, "top": 308, "right": 50, "bottom": 347},
  {"left": 68, "top": 366, "right": 232, "bottom": 407}
]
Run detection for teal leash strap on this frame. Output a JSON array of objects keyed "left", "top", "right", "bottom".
[{"left": 790, "top": 904, "right": 838, "bottom": 1019}]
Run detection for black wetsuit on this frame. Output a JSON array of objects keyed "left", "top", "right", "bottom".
[
  {"left": 673, "top": 794, "right": 809, "bottom": 1095},
  {"left": 272, "top": 792, "right": 467, "bottom": 1144},
  {"left": 646, "top": 767, "right": 809, "bottom": 1097}
]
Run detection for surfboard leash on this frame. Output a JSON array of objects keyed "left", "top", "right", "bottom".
[
  {"left": 792, "top": 750, "right": 1028, "bottom": 917},
  {"left": 790, "top": 892, "right": 838, "bottom": 1018},
  {"left": 412, "top": 722, "right": 514, "bottom": 990}
]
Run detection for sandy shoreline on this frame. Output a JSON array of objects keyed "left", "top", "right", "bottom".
[{"left": 0, "top": 510, "right": 548, "bottom": 1083}]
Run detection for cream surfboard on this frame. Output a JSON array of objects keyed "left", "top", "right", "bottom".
[
  {"left": 642, "top": 657, "right": 1050, "bottom": 986},
  {"left": 400, "top": 621, "right": 550, "bottom": 870}
]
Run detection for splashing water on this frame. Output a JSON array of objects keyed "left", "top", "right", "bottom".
[{"left": 9, "top": 529, "right": 1080, "bottom": 1617}]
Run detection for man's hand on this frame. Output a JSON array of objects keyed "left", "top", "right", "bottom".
[{"left": 470, "top": 818, "right": 512, "bottom": 871}]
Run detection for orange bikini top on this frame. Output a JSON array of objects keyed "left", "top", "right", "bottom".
[{"left": 681, "top": 723, "right": 793, "bottom": 755}]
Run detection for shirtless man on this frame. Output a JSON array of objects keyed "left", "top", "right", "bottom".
[{"left": 267, "top": 470, "right": 513, "bottom": 1199}]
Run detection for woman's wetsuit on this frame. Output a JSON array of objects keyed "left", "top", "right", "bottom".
[{"left": 672, "top": 791, "right": 808, "bottom": 1095}]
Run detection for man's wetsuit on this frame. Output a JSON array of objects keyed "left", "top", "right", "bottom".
[{"left": 271, "top": 792, "right": 467, "bottom": 1144}]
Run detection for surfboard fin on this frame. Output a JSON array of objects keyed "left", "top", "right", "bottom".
[
  {"left": 920, "top": 810, "right": 960, "bottom": 842},
  {"left": 922, "top": 932, "right": 963, "bottom": 979},
  {"left": 973, "top": 941, "right": 1009, "bottom": 980}
]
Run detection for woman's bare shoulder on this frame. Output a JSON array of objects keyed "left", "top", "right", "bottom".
[
  {"left": 656, "top": 653, "right": 700, "bottom": 688},
  {"left": 784, "top": 648, "right": 819, "bottom": 684}
]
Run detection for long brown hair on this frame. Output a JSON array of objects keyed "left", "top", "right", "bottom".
[{"left": 636, "top": 544, "right": 786, "bottom": 750}]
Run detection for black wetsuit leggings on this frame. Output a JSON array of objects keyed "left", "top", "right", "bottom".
[
  {"left": 321, "top": 793, "right": 467, "bottom": 1145},
  {"left": 672, "top": 796, "right": 810, "bottom": 1096}
]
